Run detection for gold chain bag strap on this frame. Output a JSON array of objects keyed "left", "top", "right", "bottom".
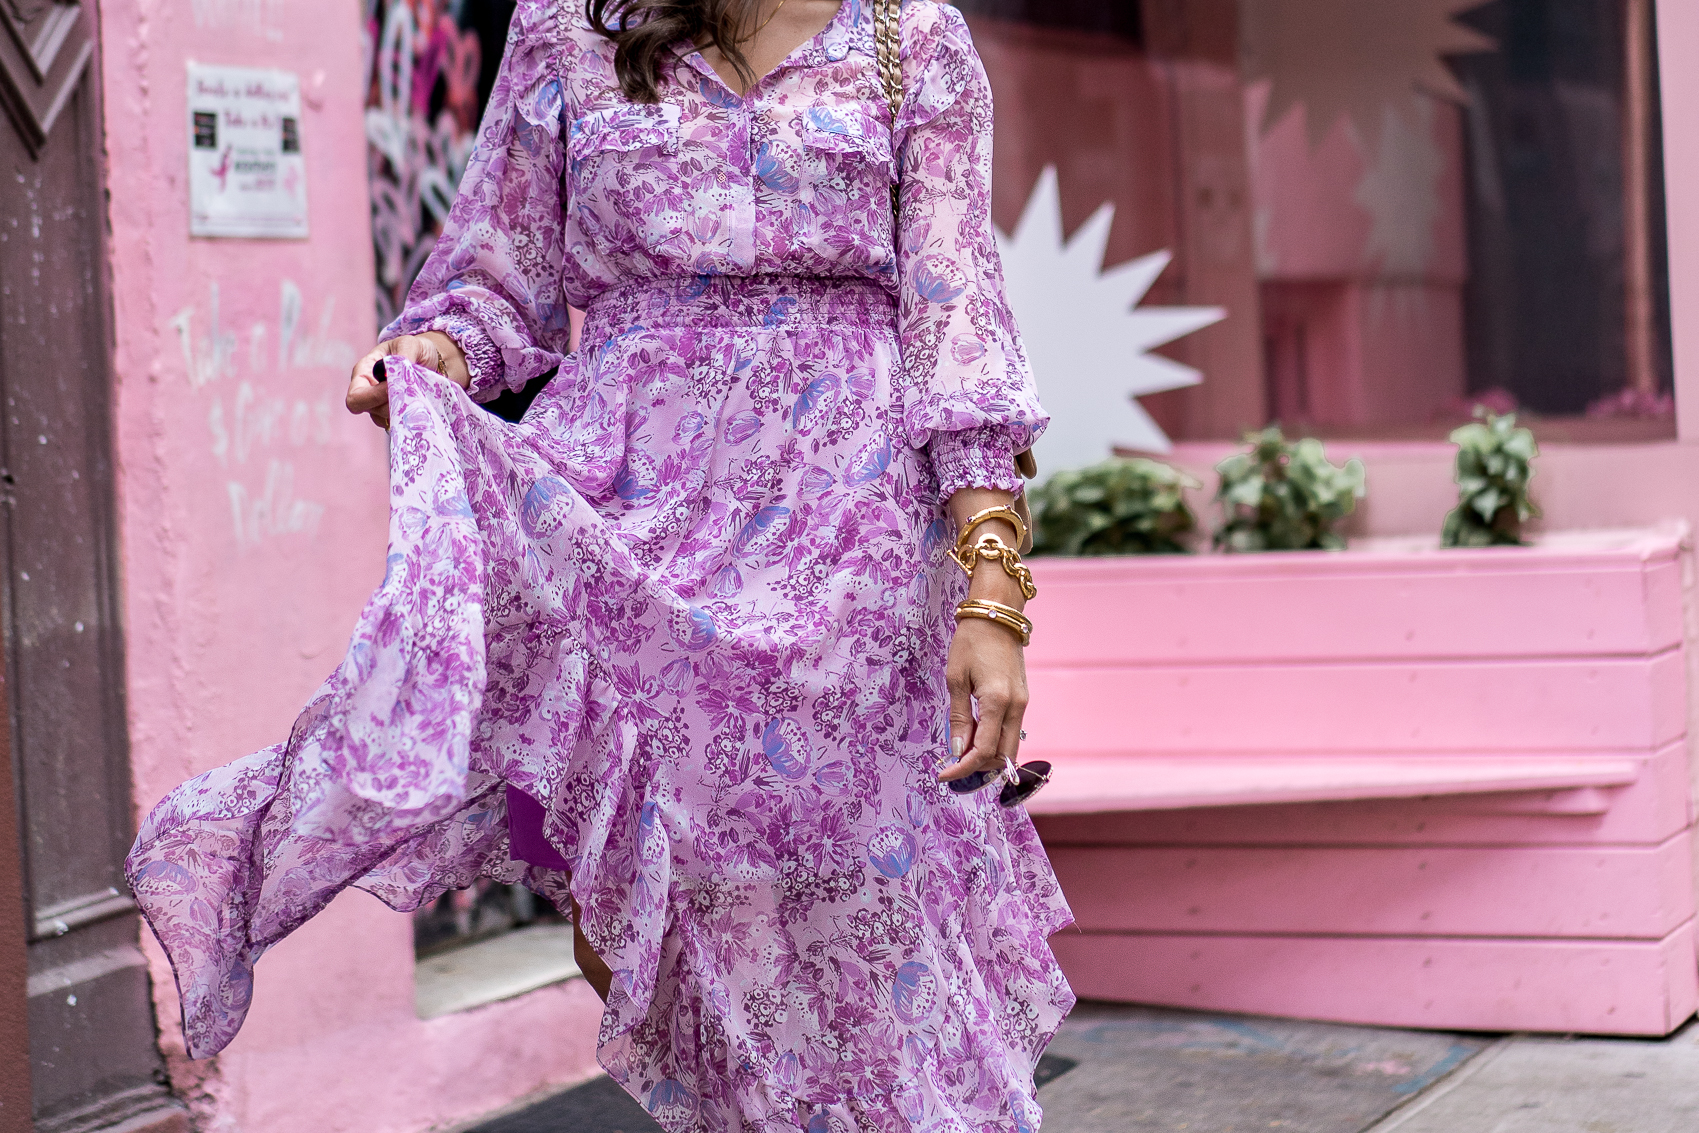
[
  {"left": 873, "top": 0, "right": 904, "bottom": 217},
  {"left": 874, "top": 0, "right": 1036, "bottom": 550}
]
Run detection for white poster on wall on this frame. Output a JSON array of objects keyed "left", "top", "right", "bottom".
[{"left": 187, "top": 64, "right": 308, "bottom": 239}]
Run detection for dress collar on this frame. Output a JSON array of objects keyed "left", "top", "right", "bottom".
[
  {"left": 679, "top": 0, "right": 867, "bottom": 95},
  {"left": 799, "top": 0, "right": 865, "bottom": 65}
]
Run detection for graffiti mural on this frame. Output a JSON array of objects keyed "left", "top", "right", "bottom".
[
  {"left": 364, "top": 0, "right": 517, "bottom": 329},
  {"left": 363, "top": 1, "right": 545, "bottom": 956}
]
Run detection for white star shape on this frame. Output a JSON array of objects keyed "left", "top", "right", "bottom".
[{"left": 997, "top": 166, "right": 1226, "bottom": 467}]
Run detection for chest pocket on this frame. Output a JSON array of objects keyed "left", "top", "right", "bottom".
[
  {"left": 800, "top": 105, "right": 896, "bottom": 184},
  {"left": 568, "top": 103, "right": 682, "bottom": 176}
]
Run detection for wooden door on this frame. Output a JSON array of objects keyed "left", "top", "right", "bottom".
[{"left": 0, "top": 4, "right": 182, "bottom": 1130}]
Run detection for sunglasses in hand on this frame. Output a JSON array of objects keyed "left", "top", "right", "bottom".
[{"left": 945, "top": 757, "right": 1053, "bottom": 809}]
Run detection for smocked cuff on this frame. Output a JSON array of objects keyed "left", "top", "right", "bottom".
[
  {"left": 928, "top": 425, "right": 1025, "bottom": 498},
  {"left": 427, "top": 315, "right": 505, "bottom": 398}
]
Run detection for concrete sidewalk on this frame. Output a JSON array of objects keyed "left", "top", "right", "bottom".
[
  {"left": 1366, "top": 1022, "right": 1699, "bottom": 1133},
  {"left": 464, "top": 1003, "right": 1699, "bottom": 1133}
]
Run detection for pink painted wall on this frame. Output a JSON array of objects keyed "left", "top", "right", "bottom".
[{"left": 101, "top": 2, "right": 602, "bottom": 1129}]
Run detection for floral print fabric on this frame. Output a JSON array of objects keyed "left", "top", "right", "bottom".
[
  {"left": 128, "top": 2, "right": 1072, "bottom": 1131},
  {"left": 396, "top": 0, "right": 1043, "bottom": 490}
]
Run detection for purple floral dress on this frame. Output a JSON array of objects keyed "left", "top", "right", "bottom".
[{"left": 127, "top": 2, "right": 1074, "bottom": 1129}]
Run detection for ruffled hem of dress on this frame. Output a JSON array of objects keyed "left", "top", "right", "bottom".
[
  {"left": 586, "top": 893, "right": 1078, "bottom": 1133},
  {"left": 129, "top": 355, "right": 1076, "bottom": 1131}
]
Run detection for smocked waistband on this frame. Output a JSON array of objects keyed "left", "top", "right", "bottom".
[{"left": 581, "top": 275, "right": 898, "bottom": 344}]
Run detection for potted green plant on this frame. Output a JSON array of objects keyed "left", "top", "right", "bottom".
[
  {"left": 1030, "top": 457, "right": 1200, "bottom": 555},
  {"left": 1441, "top": 410, "right": 1540, "bottom": 547},
  {"left": 1213, "top": 426, "right": 1366, "bottom": 552}
]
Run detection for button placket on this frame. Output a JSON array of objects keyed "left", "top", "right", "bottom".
[{"left": 729, "top": 95, "right": 757, "bottom": 271}]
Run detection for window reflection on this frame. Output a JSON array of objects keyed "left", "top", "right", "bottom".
[
  {"left": 1454, "top": 0, "right": 1672, "bottom": 422},
  {"left": 959, "top": 0, "right": 1675, "bottom": 444}
]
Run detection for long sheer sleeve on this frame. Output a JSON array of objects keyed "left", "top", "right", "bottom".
[
  {"left": 894, "top": 3, "right": 1045, "bottom": 497},
  {"left": 382, "top": 3, "right": 572, "bottom": 401}
]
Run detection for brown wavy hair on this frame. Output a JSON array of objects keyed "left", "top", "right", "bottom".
[{"left": 587, "top": 0, "right": 764, "bottom": 103}]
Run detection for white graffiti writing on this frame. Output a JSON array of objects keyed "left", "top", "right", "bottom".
[
  {"left": 208, "top": 382, "right": 335, "bottom": 468},
  {"left": 171, "top": 280, "right": 355, "bottom": 389},
  {"left": 170, "top": 280, "right": 352, "bottom": 549},
  {"left": 191, "top": 0, "right": 285, "bottom": 39},
  {"left": 169, "top": 282, "right": 238, "bottom": 390},
  {"left": 229, "top": 460, "right": 326, "bottom": 547},
  {"left": 280, "top": 281, "right": 360, "bottom": 372}
]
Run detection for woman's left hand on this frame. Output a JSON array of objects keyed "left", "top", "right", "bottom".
[
  {"left": 938, "top": 613, "right": 1029, "bottom": 785},
  {"left": 937, "top": 488, "right": 1030, "bottom": 785}
]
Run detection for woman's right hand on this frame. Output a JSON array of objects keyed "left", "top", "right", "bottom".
[{"left": 346, "top": 332, "right": 469, "bottom": 430}]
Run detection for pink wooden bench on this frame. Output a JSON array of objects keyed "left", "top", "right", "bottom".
[{"left": 1022, "top": 526, "right": 1697, "bottom": 1037}]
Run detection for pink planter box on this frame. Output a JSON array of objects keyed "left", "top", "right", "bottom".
[{"left": 1024, "top": 526, "right": 1698, "bottom": 1036}]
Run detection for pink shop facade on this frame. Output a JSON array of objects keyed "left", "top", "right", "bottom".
[{"left": 8, "top": 1, "right": 1699, "bottom": 1131}]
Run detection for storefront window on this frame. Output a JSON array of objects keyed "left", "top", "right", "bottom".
[
  {"left": 960, "top": 0, "right": 1675, "bottom": 448},
  {"left": 1452, "top": 0, "right": 1673, "bottom": 429}
]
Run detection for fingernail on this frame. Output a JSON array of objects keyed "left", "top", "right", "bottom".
[{"left": 950, "top": 737, "right": 965, "bottom": 760}]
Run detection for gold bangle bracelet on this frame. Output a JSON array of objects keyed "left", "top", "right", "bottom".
[
  {"left": 956, "top": 505, "right": 1030, "bottom": 556},
  {"left": 957, "top": 597, "right": 1031, "bottom": 628},
  {"left": 954, "top": 598, "right": 1033, "bottom": 646},
  {"left": 955, "top": 606, "right": 1032, "bottom": 647}
]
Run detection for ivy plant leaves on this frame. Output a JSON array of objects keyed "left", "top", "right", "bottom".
[
  {"left": 1030, "top": 457, "right": 1201, "bottom": 556},
  {"left": 1212, "top": 427, "right": 1366, "bottom": 552},
  {"left": 1442, "top": 410, "right": 1539, "bottom": 547}
]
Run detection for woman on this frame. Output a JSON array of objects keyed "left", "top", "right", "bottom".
[{"left": 128, "top": 0, "right": 1074, "bottom": 1129}]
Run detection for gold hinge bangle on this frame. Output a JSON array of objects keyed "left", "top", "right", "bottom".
[{"left": 956, "top": 504, "right": 1030, "bottom": 556}]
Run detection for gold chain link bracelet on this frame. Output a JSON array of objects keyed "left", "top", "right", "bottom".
[{"left": 948, "top": 533, "right": 1038, "bottom": 600}]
